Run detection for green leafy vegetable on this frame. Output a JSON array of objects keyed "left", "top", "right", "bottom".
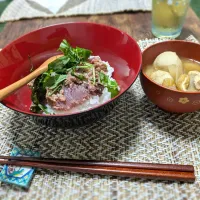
[
  {"left": 99, "top": 72, "right": 119, "bottom": 98},
  {"left": 43, "top": 74, "right": 67, "bottom": 89},
  {"left": 57, "top": 40, "right": 92, "bottom": 64},
  {"left": 71, "top": 69, "right": 86, "bottom": 81},
  {"left": 74, "top": 47, "right": 91, "bottom": 61},
  {"left": 31, "top": 39, "right": 92, "bottom": 113},
  {"left": 31, "top": 39, "right": 119, "bottom": 114},
  {"left": 31, "top": 104, "right": 50, "bottom": 114},
  {"left": 75, "top": 62, "right": 94, "bottom": 69},
  {"left": 31, "top": 74, "right": 46, "bottom": 105},
  {"left": 31, "top": 74, "right": 50, "bottom": 114},
  {"left": 58, "top": 39, "right": 70, "bottom": 55}
]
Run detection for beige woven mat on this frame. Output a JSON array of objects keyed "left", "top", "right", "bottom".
[
  {"left": 0, "top": 35, "right": 200, "bottom": 200},
  {"left": 0, "top": 0, "right": 151, "bottom": 22}
]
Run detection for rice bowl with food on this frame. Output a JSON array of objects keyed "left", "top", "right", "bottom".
[{"left": 29, "top": 40, "right": 120, "bottom": 115}]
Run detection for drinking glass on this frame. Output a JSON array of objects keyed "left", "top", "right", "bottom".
[{"left": 152, "top": 0, "right": 191, "bottom": 38}]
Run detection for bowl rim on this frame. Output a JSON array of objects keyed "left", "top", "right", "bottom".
[
  {"left": 1, "top": 21, "right": 142, "bottom": 117},
  {"left": 142, "top": 40, "right": 200, "bottom": 94}
]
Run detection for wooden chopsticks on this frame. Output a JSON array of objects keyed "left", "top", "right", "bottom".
[{"left": 0, "top": 156, "right": 195, "bottom": 182}]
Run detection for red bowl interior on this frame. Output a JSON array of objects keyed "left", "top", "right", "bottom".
[{"left": 0, "top": 22, "right": 142, "bottom": 116}]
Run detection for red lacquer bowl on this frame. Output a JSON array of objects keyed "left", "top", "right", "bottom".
[
  {"left": 0, "top": 22, "right": 142, "bottom": 127},
  {"left": 140, "top": 40, "right": 200, "bottom": 113}
]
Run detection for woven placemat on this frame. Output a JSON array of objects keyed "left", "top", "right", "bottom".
[
  {"left": 0, "top": 0, "right": 151, "bottom": 22},
  {"left": 0, "top": 35, "right": 200, "bottom": 200}
]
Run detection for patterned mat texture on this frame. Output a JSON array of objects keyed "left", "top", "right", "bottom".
[{"left": 0, "top": 36, "right": 200, "bottom": 200}]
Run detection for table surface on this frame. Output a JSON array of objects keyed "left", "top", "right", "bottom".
[{"left": 0, "top": 8, "right": 199, "bottom": 48}]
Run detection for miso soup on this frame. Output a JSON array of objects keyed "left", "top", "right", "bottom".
[{"left": 144, "top": 51, "right": 200, "bottom": 92}]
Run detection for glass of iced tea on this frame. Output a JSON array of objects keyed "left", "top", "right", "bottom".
[{"left": 152, "top": 0, "right": 191, "bottom": 38}]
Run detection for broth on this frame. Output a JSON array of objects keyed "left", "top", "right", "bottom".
[
  {"left": 182, "top": 59, "right": 200, "bottom": 74},
  {"left": 144, "top": 54, "right": 200, "bottom": 92}
]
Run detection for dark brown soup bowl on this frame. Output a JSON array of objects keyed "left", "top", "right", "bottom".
[{"left": 140, "top": 40, "right": 200, "bottom": 113}]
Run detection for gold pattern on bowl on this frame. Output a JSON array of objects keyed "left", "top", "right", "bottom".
[
  {"left": 178, "top": 97, "right": 189, "bottom": 104},
  {"left": 192, "top": 100, "right": 200, "bottom": 105},
  {"left": 156, "top": 90, "right": 161, "bottom": 95},
  {"left": 167, "top": 97, "right": 174, "bottom": 102}
]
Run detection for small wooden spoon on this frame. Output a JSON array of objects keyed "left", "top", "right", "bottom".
[{"left": 0, "top": 54, "right": 63, "bottom": 101}]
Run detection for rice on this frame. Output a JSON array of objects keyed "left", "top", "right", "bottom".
[{"left": 45, "top": 56, "right": 115, "bottom": 114}]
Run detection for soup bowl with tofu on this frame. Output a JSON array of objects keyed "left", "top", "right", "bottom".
[{"left": 140, "top": 40, "right": 200, "bottom": 113}]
